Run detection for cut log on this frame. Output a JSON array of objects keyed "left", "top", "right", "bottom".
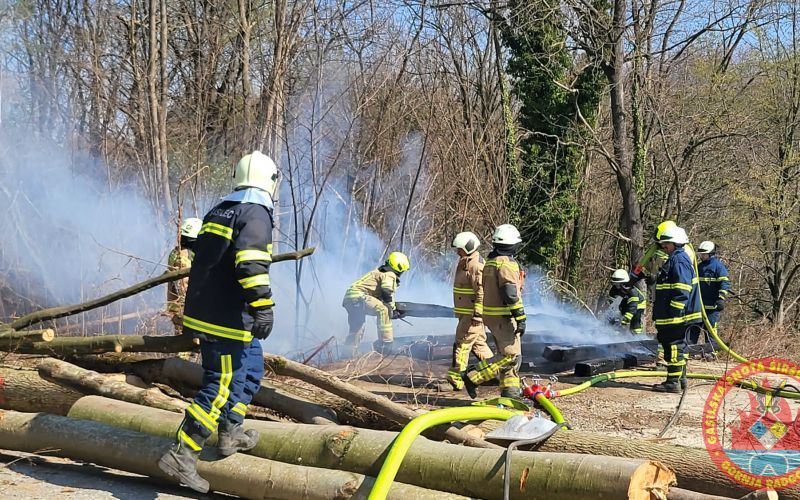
[
  {"left": 394, "top": 301, "right": 453, "bottom": 318},
  {"left": 0, "top": 366, "right": 83, "bottom": 414},
  {"left": 530, "top": 428, "right": 800, "bottom": 499},
  {"left": 70, "top": 397, "right": 676, "bottom": 500},
  {"left": 0, "top": 409, "right": 468, "bottom": 500},
  {"left": 573, "top": 356, "right": 626, "bottom": 377},
  {"left": 5, "top": 332, "right": 197, "bottom": 355},
  {"left": 126, "top": 357, "right": 338, "bottom": 425},
  {"left": 263, "top": 353, "right": 498, "bottom": 449},
  {"left": 0, "top": 328, "right": 55, "bottom": 341},
  {"left": 37, "top": 358, "right": 185, "bottom": 412},
  {"left": 667, "top": 487, "right": 778, "bottom": 500},
  {"left": 542, "top": 340, "right": 658, "bottom": 363},
  {"left": 7, "top": 247, "right": 315, "bottom": 330}
]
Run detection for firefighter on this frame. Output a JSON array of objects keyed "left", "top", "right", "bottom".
[
  {"left": 652, "top": 225, "right": 702, "bottom": 393},
  {"left": 167, "top": 217, "right": 202, "bottom": 334},
  {"left": 462, "top": 224, "right": 526, "bottom": 399},
  {"left": 447, "top": 232, "right": 493, "bottom": 390},
  {"left": 157, "top": 151, "right": 279, "bottom": 493},
  {"left": 342, "top": 252, "right": 410, "bottom": 355},
  {"left": 691, "top": 240, "right": 731, "bottom": 352},
  {"left": 608, "top": 269, "right": 646, "bottom": 334}
]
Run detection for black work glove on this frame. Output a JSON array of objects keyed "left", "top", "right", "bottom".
[
  {"left": 250, "top": 307, "right": 274, "bottom": 340},
  {"left": 392, "top": 309, "right": 406, "bottom": 320},
  {"left": 644, "top": 274, "right": 656, "bottom": 286},
  {"left": 514, "top": 320, "right": 526, "bottom": 337},
  {"left": 715, "top": 299, "right": 725, "bottom": 311}
]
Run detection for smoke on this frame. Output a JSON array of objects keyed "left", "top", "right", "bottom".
[{"left": 0, "top": 127, "right": 169, "bottom": 321}]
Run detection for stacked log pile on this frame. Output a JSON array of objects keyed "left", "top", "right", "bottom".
[{"left": 0, "top": 246, "right": 783, "bottom": 499}]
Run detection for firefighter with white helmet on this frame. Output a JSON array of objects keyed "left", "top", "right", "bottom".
[
  {"left": 447, "top": 232, "right": 493, "bottom": 390},
  {"left": 342, "top": 251, "right": 411, "bottom": 355},
  {"left": 166, "top": 217, "right": 202, "bottom": 334},
  {"left": 462, "top": 224, "right": 526, "bottom": 399},
  {"left": 651, "top": 225, "right": 702, "bottom": 393},
  {"left": 158, "top": 151, "right": 280, "bottom": 492},
  {"left": 608, "top": 269, "right": 646, "bottom": 334},
  {"left": 693, "top": 240, "right": 731, "bottom": 353}
]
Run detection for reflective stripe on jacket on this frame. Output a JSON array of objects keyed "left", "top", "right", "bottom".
[
  {"left": 482, "top": 255, "right": 523, "bottom": 317},
  {"left": 653, "top": 246, "right": 702, "bottom": 328},
  {"left": 453, "top": 252, "right": 483, "bottom": 317},
  {"left": 619, "top": 286, "right": 646, "bottom": 334},
  {"left": 343, "top": 268, "right": 398, "bottom": 309},
  {"left": 182, "top": 199, "right": 274, "bottom": 342}
]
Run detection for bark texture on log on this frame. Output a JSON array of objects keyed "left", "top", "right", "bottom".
[
  {"left": 5, "top": 332, "right": 197, "bottom": 355},
  {"left": 0, "top": 409, "right": 467, "bottom": 500},
  {"left": 7, "top": 247, "right": 315, "bottom": 330},
  {"left": 0, "top": 328, "right": 55, "bottom": 341},
  {"left": 37, "top": 358, "right": 184, "bottom": 412},
  {"left": 127, "top": 357, "right": 338, "bottom": 425},
  {"left": 533, "top": 429, "right": 799, "bottom": 499},
  {"left": 71, "top": 397, "right": 678, "bottom": 500},
  {"left": 667, "top": 487, "right": 778, "bottom": 500},
  {"left": 0, "top": 366, "right": 83, "bottom": 414},
  {"left": 263, "top": 353, "right": 497, "bottom": 449}
]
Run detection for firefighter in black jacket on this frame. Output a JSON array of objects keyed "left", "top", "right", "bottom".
[
  {"left": 157, "top": 151, "right": 279, "bottom": 493},
  {"left": 609, "top": 269, "right": 646, "bottom": 334}
]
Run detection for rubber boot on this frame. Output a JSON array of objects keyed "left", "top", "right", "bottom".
[
  {"left": 217, "top": 420, "right": 259, "bottom": 457},
  {"left": 461, "top": 371, "right": 478, "bottom": 399},
  {"left": 157, "top": 442, "right": 209, "bottom": 493},
  {"left": 652, "top": 380, "right": 681, "bottom": 394},
  {"left": 500, "top": 387, "right": 522, "bottom": 399}
]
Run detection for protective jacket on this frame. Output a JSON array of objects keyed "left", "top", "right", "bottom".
[
  {"left": 618, "top": 286, "right": 646, "bottom": 334},
  {"left": 698, "top": 255, "right": 731, "bottom": 309},
  {"left": 167, "top": 247, "right": 194, "bottom": 314},
  {"left": 653, "top": 246, "right": 702, "bottom": 329},
  {"left": 182, "top": 200, "right": 274, "bottom": 342},
  {"left": 453, "top": 252, "right": 484, "bottom": 318},
  {"left": 482, "top": 253, "right": 525, "bottom": 322},
  {"left": 343, "top": 267, "right": 399, "bottom": 311}
]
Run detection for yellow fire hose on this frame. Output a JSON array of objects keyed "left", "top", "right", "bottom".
[{"left": 367, "top": 406, "right": 519, "bottom": 500}]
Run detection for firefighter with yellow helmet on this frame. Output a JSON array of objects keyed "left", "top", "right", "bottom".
[
  {"left": 342, "top": 251, "right": 410, "bottom": 355},
  {"left": 447, "top": 231, "right": 493, "bottom": 390}
]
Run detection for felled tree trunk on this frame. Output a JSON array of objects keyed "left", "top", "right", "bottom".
[
  {"left": 71, "top": 397, "right": 678, "bottom": 500},
  {"left": 0, "top": 409, "right": 468, "bottom": 500},
  {"left": 0, "top": 366, "right": 83, "bottom": 414},
  {"left": 126, "top": 356, "right": 339, "bottom": 425},
  {"left": 37, "top": 358, "right": 184, "bottom": 412},
  {"left": 263, "top": 353, "right": 497, "bottom": 449},
  {"left": 0, "top": 328, "right": 55, "bottom": 341},
  {"left": 6, "top": 247, "right": 315, "bottom": 330},
  {"left": 533, "top": 430, "right": 796, "bottom": 499},
  {"left": 5, "top": 332, "right": 196, "bottom": 355}
]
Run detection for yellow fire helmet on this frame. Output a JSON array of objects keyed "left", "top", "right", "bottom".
[
  {"left": 386, "top": 251, "right": 411, "bottom": 274},
  {"left": 654, "top": 220, "right": 677, "bottom": 241}
]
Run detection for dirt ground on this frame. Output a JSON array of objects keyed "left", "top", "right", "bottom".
[{"left": 2, "top": 354, "right": 798, "bottom": 497}]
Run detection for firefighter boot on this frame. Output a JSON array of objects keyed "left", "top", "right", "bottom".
[
  {"left": 461, "top": 371, "right": 478, "bottom": 399},
  {"left": 157, "top": 442, "right": 209, "bottom": 493},
  {"left": 500, "top": 387, "right": 522, "bottom": 399},
  {"left": 372, "top": 339, "right": 395, "bottom": 356},
  {"left": 217, "top": 420, "right": 260, "bottom": 457},
  {"left": 652, "top": 380, "right": 681, "bottom": 394}
]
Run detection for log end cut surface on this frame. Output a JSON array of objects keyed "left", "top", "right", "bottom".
[{"left": 629, "top": 460, "right": 676, "bottom": 500}]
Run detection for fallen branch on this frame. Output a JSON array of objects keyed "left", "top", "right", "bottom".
[
  {"left": 70, "top": 397, "right": 677, "bottom": 500},
  {"left": 0, "top": 409, "right": 467, "bottom": 500},
  {"left": 0, "top": 329, "right": 55, "bottom": 341},
  {"left": 37, "top": 358, "right": 184, "bottom": 413},
  {"left": 266, "top": 353, "right": 498, "bottom": 449},
  {"left": 0, "top": 366, "right": 83, "bottom": 415},
  {"left": 8, "top": 247, "right": 315, "bottom": 330},
  {"left": 126, "top": 356, "right": 338, "bottom": 425},
  {"left": 5, "top": 332, "right": 196, "bottom": 355}
]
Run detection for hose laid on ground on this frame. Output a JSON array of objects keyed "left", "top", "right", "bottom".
[
  {"left": 533, "top": 392, "right": 567, "bottom": 424},
  {"left": 553, "top": 370, "right": 800, "bottom": 399},
  {"left": 367, "top": 406, "right": 518, "bottom": 500}
]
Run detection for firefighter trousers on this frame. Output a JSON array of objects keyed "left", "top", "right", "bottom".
[
  {"left": 343, "top": 296, "right": 393, "bottom": 346},
  {"left": 656, "top": 325, "right": 689, "bottom": 384},
  {"left": 447, "top": 316, "right": 493, "bottom": 389},
  {"left": 688, "top": 310, "right": 720, "bottom": 350},
  {"left": 465, "top": 316, "right": 521, "bottom": 391},
  {"left": 178, "top": 336, "right": 265, "bottom": 451}
]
